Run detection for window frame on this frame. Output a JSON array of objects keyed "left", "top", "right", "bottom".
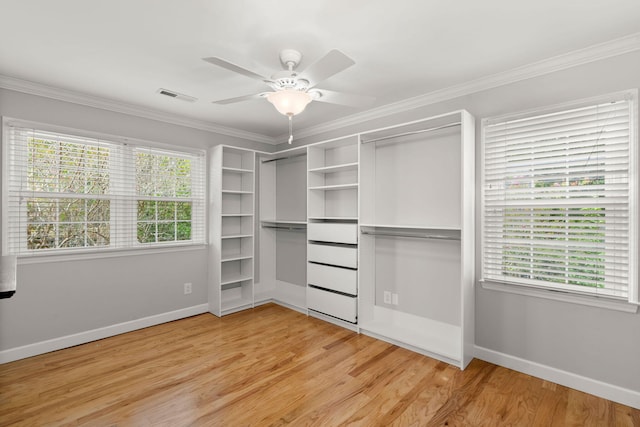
[
  {"left": 480, "top": 91, "right": 639, "bottom": 310},
  {"left": 2, "top": 118, "right": 207, "bottom": 261}
]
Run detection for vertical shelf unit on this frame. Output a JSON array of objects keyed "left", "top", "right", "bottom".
[
  {"left": 307, "top": 136, "right": 359, "bottom": 326},
  {"left": 209, "top": 145, "right": 256, "bottom": 316},
  {"left": 256, "top": 147, "right": 308, "bottom": 310},
  {"left": 358, "top": 110, "right": 475, "bottom": 368}
]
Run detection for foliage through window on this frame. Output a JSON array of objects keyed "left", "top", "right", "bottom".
[
  {"left": 481, "top": 92, "right": 637, "bottom": 303},
  {"left": 135, "top": 149, "right": 196, "bottom": 244},
  {"left": 4, "top": 124, "right": 205, "bottom": 255}
]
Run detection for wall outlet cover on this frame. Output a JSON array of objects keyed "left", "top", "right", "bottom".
[{"left": 383, "top": 291, "right": 392, "bottom": 304}]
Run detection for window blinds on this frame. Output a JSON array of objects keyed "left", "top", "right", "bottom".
[
  {"left": 4, "top": 125, "right": 206, "bottom": 255},
  {"left": 482, "top": 94, "right": 637, "bottom": 303}
]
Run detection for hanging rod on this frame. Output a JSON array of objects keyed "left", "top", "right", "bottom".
[
  {"left": 360, "top": 230, "right": 460, "bottom": 241},
  {"left": 262, "top": 224, "right": 307, "bottom": 231},
  {"left": 360, "top": 122, "right": 461, "bottom": 144},
  {"left": 261, "top": 152, "right": 306, "bottom": 163}
]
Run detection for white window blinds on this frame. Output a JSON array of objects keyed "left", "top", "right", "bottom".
[
  {"left": 481, "top": 92, "right": 637, "bottom": 303},
  {"left": 4, "top": 124, "right": 206, "bottom": 255}
]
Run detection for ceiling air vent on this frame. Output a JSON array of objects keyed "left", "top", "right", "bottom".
[{"left": 156, "top": 88, "right": 197, "bottom": 102}]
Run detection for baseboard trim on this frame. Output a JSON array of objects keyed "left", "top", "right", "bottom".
[
  {"left": 474, "top": 346, "right": 640, "bottom": 409},
  {"left": 0, "top": 304, "right": 209, "bottom": 364}
]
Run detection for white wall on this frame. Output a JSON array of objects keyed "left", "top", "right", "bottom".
[
  {"left": 286, "top": 51, "right": 640, "bottom": 397},
  {"left": 0, "top": 88, "right": 273, "bottom": 355}
]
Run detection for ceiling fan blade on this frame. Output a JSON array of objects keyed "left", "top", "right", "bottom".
[
  {"left": 311, "top": 89, "right": 375, "bottom": 108},
  {"left": 298, "top": 50, "right": 355, "bottom": 88},
  {"left": 203, "top": 57, "right": 271, "bottom": 83},
  {"left": 212, "top": 93, "right": 267, "bottom": 105}
]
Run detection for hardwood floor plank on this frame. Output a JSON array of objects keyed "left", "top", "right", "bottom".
[{"left": 1, "top": 303, "right": 638, "bottom": 426}]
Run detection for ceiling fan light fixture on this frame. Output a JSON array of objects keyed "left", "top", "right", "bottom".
[{"left": 266, "top": 89, "right": 312, "bottom": 116}]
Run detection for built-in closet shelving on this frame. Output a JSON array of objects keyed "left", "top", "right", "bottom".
[
  {"left": 256, "top": 147, "right": 308, "bottom": 311},
  {"left": 307, "top": 136, "right": 359, "bottom": 325},
  {"left": 358, "top": 110, "right": 475, "bottom": 369},
  {"left": 209, "top": 145, "right": 256, "bottom": 316},
  {"left": 208, "top": 110, "right": 475, "bottom": 370}
]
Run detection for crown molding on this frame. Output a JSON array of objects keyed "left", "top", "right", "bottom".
[
  {"left": 0, "top": 75, "right": 278, "bottom": 145},
  {"left": 3, "top": 32, "right": 639, "bottom": 146},
  {"left": 283, "top": 32, "right": 640, "bottom": 141}
]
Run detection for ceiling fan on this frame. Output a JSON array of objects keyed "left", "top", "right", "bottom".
[{"left": 203, "top": 49, "right": 374, "bottom": 143}]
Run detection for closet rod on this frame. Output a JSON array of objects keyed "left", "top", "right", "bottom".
[
  {"left": 361, "top": 122, "right": 461, "bottom": 144},
  {"left": 361, "top": 230, "right": 460, "bottom": 241},
  {"left": 261, "top": 152, "right": 306, "bottom": 163},
  {"left": 262, "top": 225, "right": 307, "bottom": 231}
]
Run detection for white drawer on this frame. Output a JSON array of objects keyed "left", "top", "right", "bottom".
[
  {"left": 308, "top": 287, "right": 357, "bottom": 323},
  {"left": 308, "top": 243, "right": 357, "bottom": 268},
  {"left": 308, "top": 262, "right": 357, "bottom": 295},
  {"left": 308, "top": 222, "right": 357, "bottom": 244}
]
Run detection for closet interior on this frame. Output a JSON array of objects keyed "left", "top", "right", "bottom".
[
  {"left": 256, "top": 147, "right": 308, "bottom": 311},
  {"left": 359, "top": 110, "right": 475, "bottom": 368},
  {"left": 208, "top": 109, "right": 475, "bottom": 368}
]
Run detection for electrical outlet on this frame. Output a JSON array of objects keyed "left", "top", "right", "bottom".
[
  {"left": 183, "top": 283, "right": 192, "bottom": 295},
  {"left": 383, "top": 291, "right": 392, "bottom": 304},
  {"left": 392, "top": 293, "right": 399, "bottom": 305}
]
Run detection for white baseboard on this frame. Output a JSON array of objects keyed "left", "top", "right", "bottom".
[
  {"left": 0, "top": 304, "right": 209, "bottom": 364},
  {"left": 474, "top": 345, "right": 640, "bottom": 410}
]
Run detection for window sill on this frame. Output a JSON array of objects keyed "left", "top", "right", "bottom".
[
  {"left": 480, "top": 280, "right": 639, "bottom": 313},
  {"left": 16, "top": 244, "right": 208, "bottom": 265}
]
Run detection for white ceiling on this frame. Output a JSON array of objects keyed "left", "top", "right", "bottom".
[{"left": 1, "top": 0, "right": 639, "bottom": 143}]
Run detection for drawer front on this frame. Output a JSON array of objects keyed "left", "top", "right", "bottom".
[
  {"left": 308, "top": 287, "right": 357, "bottom": 323},
  {"left": 308, "top": 222, "right": 357, "bottom": 244},
  {"left": 308, "top": 262, "right": 357, "bottom": 295},
  {"left": 308, "top": 244, "right": 357, "bottom": 268}
]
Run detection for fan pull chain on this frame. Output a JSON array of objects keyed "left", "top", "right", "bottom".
[{"left": 288, "top": 114, "right": 293, "bottom": 144}]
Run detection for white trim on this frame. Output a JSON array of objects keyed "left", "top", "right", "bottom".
[
  {"left": 16, "top": 244, "right": 207, "bottom": 265},
  {"left": 280, "top": 32, "right": 640, "bottom": 141},
  {"left": 0, "top": 303, "right": 209, "bottom": 364},
  {"left": 257, "top": 298, "right": 308, "bottom": 315},
  {"left": 480, "top": 281, "right": 639, "bottom": 313},
  {"left": 0, "top": 75, "right": 276, "bottom": 145},
  {"left": 474, "top": 345, "right": 640, "bottom": 410}
]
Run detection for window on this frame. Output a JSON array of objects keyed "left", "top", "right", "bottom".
[
  {"left": 481, "top": 92, "right": 638, "bottom": 304},
  {"left": 135, "top": 148, "right": 201, "bottom": 244},
  {"left": 3, "top": 122, "right": 206, "bottom": 256}
]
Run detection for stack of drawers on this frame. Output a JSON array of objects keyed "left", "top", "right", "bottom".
[{"left": 307, "top": 222, "right": 358, "bottom": 323}]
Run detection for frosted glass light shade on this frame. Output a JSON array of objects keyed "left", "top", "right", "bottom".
[{"left": 266, "top": 90, "right": 312, "bottom": 116}]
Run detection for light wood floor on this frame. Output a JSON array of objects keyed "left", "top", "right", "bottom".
[{"left": 1, "top": 303, "right": 638, "bottom": 426}]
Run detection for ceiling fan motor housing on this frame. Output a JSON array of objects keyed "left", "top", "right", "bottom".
[
  {"left": 279, "top": 49, "right": 302, "bottom": 69},
  {"left": 268, "top": 50, "right": 309, "bottom": 91}
]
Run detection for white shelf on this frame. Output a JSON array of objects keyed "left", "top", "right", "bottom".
[
  {"left": 222, "top": 190, "right": 254, "bottom": 195},
  {"left": 308, "top": 216, "right": 358, "bottom": 221},
  {"left": 359, "top": 308, "right": 461, "bottom": 363},
  {"left": 308, "top": 183, "right": 358, "bottom": 191},
  {"left": 261, "top": 219, "right": 307, "bottom": 225},
  {"left": 221, "top": 255, "right": 253, "bottom": 263},
  {"left": 359, "top": 223, "right": 461, "bottom": 231},
  {"left": 221, "top": 297, "right": 253, "bottom": 315},
  {"left": 223, "top": 166, "right": 253, "bottom": 174},
  {"left": 221, "top": 274, "right": 253, "bottom": 286},
  {"left": 211, "top": 145, "right": 256, "bottom": 318},
  {"left": 308, "top": 162, "right": 358, "bottom": 174}
]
